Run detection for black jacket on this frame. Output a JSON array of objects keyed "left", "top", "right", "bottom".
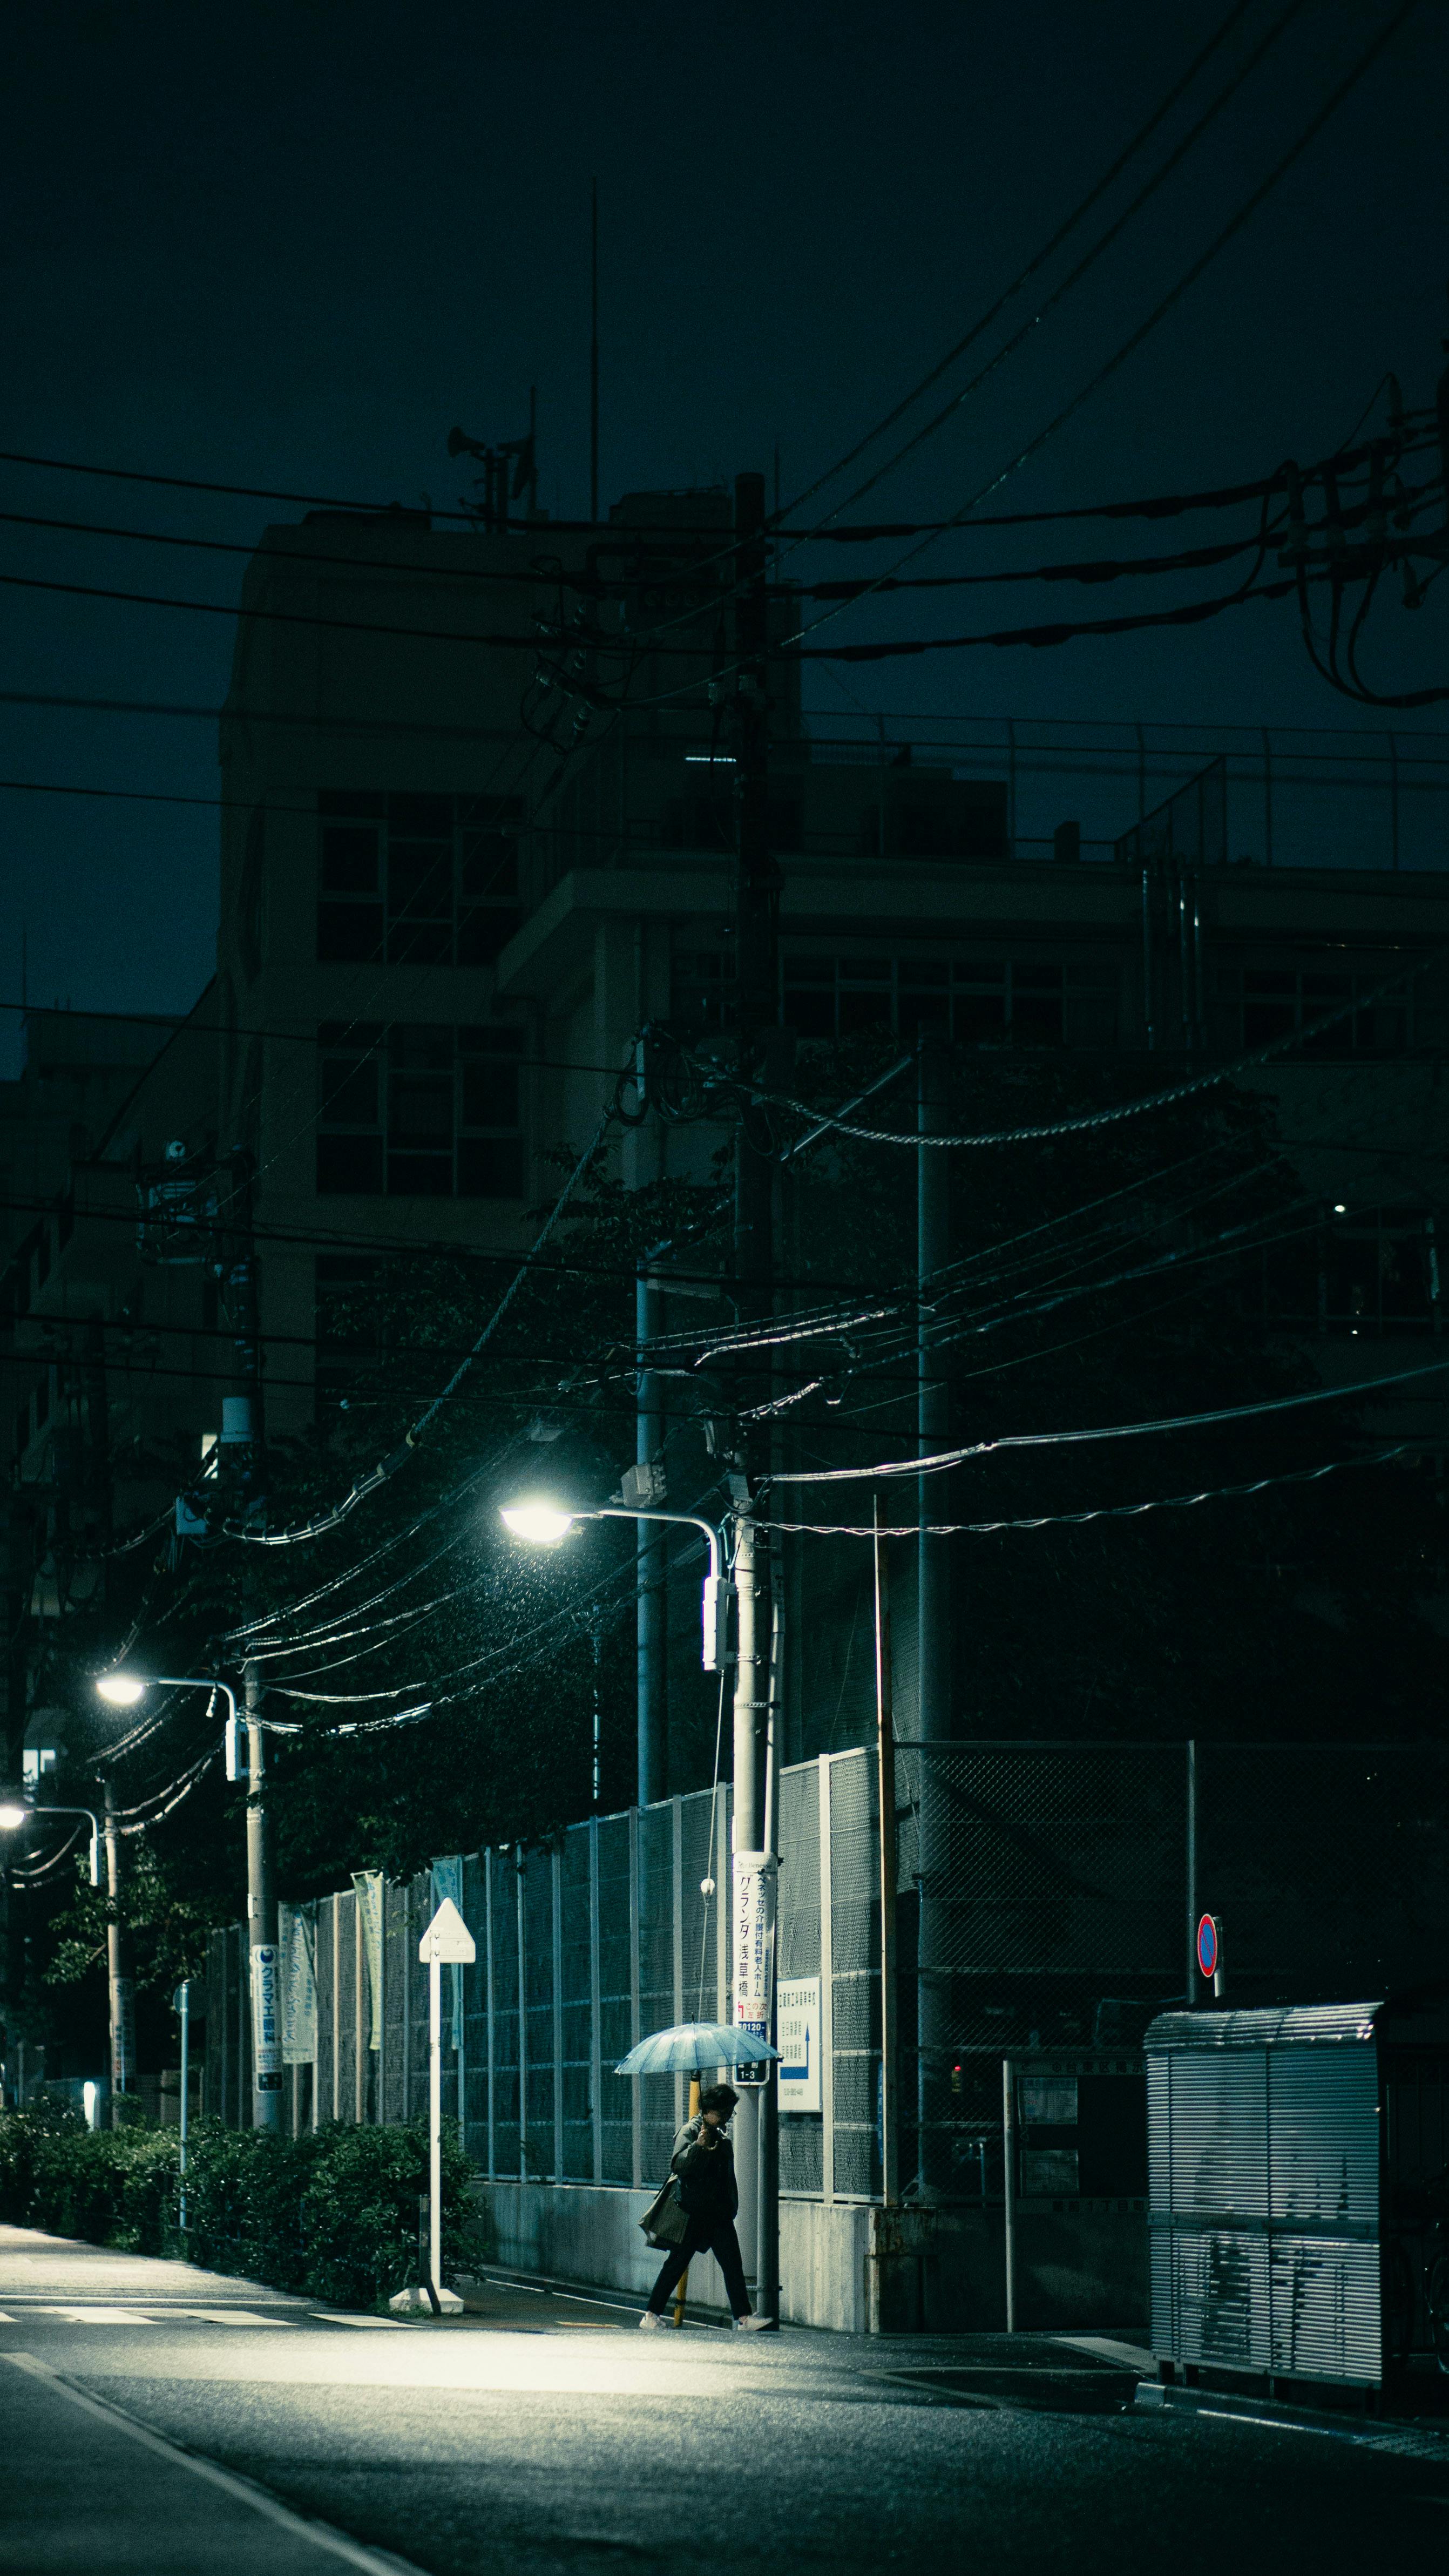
[{"left": 670, "top": 2115, "right": 739, "bottom": 2221}]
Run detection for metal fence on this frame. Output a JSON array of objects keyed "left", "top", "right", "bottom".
[
  {"left": 207, "top": 1750, "right": 884, "bottom": 2202},
  {"left": 206, "top": 1737, "right": 1449, "bottom": 2208},
  {"left": 803, "top": 713, "right": 1449, "bottom": 873}
]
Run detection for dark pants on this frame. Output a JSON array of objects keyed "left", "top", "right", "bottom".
[{"left": 648, "top": 2215, "right": 751, "bottom": 2318}]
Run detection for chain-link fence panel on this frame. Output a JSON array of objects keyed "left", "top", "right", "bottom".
[
  {"left": 778, "top": 1759, "right": 823, "bottom": 2195},
  {"left": 489, "top": 1850, "right": 520, "bottom": 2179},
  {"left": 829, "top": 1750, "right": 880, "bottom": 2200},
  {"left": 523, "top": 1849, "right": 556, "bottom": 2179},
  {"left": 461, "top": 1855, "right": 487, "bottom": 2161},
  {"left": 898, "top": 1742, "right": 1184, "bottom": 2196},
  {"left": 560, "top": 1825, "right": 594, "bottom": 2179},
  {"left": 637, "top": 1802, "right": 676, "bottom": 2185},
  {"left": 596, "top": 1813, "right": 633, "bottom": 2184}
]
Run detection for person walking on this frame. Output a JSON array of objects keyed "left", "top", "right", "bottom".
[{"left": 639, "top": 2083, "right": 773, "bottom": 2331}]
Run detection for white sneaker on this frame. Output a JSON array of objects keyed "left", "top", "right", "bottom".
[
  {"left": 638, "top": 2311, "right": 663, "bottom": 2330},
  {"left": 734, "top": 2314, "right": 775, "bottom": 2331}
]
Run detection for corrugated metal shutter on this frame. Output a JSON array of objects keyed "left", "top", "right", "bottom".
[
  {"left": 1268, "top": 2045, "right": 1378, "bottom": 2228},
  {"left": 1174, "top": 2228, "right": 1271, "bottom": 2370},
  {"left": 1270, "top": 2238, "right": 1380, "bottom": 2380},
  {"left": 1168, "top": 2050, "right": 1269, "bottom": 2217}
]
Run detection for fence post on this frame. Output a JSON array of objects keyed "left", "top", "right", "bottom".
[
  {"left": 1186, "top": 1740, "right": 1199, "bottom": 2004},
  {"left": 671, "top": 1794, "right": 685, "bottom": 2134},
  {"left": 589, "top": 1817, "right": 602, "bottom": 2183},
  {"left": 818, "top": 1755, "right": 835, "bottom": 2207},
  {"left": 552, "top": 1847, "right": 564, "bottom": 2182},
  {"left": 516, "top": 1848, "right": 527, "bottom": 2181},
  {"left": 484, "top": 1850, "right": 496, "bottom": 2180},
  {"left": 1002, "top": 2058, "right": 1018, "bottom": 2332},
  {"left": 628, "top": 1806, "right": 642, "bottom": 2189}
]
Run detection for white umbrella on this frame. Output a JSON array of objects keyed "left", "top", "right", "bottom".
[{"left": 614, "top": 2020, "right": 779, "bottom": 2076}]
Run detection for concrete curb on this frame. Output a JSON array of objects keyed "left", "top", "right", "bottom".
[{"left": 1134, "top": 2375, "right": 1449, "bottom": 2460}]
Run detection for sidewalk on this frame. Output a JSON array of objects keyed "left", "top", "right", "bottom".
[{"left": 0, "top": 2226, "right": 417, "bottom": 2574}]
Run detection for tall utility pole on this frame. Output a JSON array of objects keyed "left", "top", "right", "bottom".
[
  {"left": 244, "top": 1659, "right": 281, "bottom": 2128},
  {"left": 916, "top": 1039, "right": 952, "bottom": 2194},
  {"left": 635, "top": 1260, "right": 667, "bottom": 1806},
  {"left": 104, "top": 1781, "right": 133, "bottom": 2125},
  {"left": 589, "top": 179, "right": 600, "bottom": 522},
  {"left": 729, "top": 468, "right": 781, "bottom": 2321}
]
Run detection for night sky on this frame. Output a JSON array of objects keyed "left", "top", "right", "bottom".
[{"left": 3, "top": 0, "right": 1447, "bottom": 1076}]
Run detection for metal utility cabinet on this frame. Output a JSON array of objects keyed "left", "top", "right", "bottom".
[{"left": 1145, "top": 1990, "right": 1449, "bottom": 2391}]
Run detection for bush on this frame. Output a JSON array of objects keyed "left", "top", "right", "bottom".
[{"left": 0, "top": 2108, "right": 474, "bottom": 2308}]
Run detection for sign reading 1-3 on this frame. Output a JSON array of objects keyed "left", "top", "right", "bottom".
[{"left": 1196, "top": 1914, "right": 1221, "bottom": 1982}]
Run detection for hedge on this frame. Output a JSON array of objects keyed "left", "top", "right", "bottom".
[{"left": 0, "top": 2108, "right": 478, "bottom": 2310}]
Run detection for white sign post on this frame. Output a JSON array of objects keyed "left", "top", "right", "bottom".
[{"left": 392, "top": 1897, "right": 475, "bottom": 2315}]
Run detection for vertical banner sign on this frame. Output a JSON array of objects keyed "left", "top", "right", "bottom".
[
  {"left": 111, "top": 1975, "right": 136, "bottom": 2090},
  {"left": 279, "top": 1903, "right": 317, "bottom": 2065},
  {"left": 249, "top": 1944, "right": 281, "bottom": 2085},
  {"left": 352, "top": 1871, "right": 384, "bottom": 2052},
  {"left": 732, "top": 1850, "right": 777, "bottom": 2088},
  {"left": 777, "top": 1976, "right": 822, "bottom": 2112},
  {"left": 431, "top": 1857, "right": 465, "bottom": 2054}
]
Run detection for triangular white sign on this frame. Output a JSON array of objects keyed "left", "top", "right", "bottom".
[{"left": 418, "top": 1896, "right": 476, "bottom": 1965}]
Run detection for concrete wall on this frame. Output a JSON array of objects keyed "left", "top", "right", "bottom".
[
  {"left": 464, "top": 2179, "right": 1148, "bottom": 2338},
  {"left": 465, "top": 2181, "right": 877, "bottom": 2333}
]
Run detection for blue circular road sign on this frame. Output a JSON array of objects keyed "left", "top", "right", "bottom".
[{"left": 1196, "top": 1914, "right": 1219, "bottom": 1979}]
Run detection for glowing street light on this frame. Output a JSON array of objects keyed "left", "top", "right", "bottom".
[
  {"left": 499, "top": 1494, "right": 730, "bottom": 1671},
  {"left": 94, "top": 1671, "right": 242, "bottom": 1775},
  {"left": 499, "top": 1500, "right": 578, "bottom": 1547},
  {"left": 0, "top": 1794, "right": 101, "bottom": 1886},
  {"left": 91, "top": 1667, "right": 281, "bottom": 2132},
  {"left": 95, "top": 1674, "right": 146, "bottom": 1708}
]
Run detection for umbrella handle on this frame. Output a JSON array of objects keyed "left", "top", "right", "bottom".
[{"left": 673, "top": 2079, "right": 701, "bottom": 2328}]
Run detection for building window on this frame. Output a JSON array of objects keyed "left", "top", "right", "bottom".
[
  {"left": 316, "top": 1023, "right": 524, "bottom": 1198},
  {"left": 316, "top": 793, "right": 522, "bottom": 967},
  {"left": 767, "top": 952, "right": 1080, "bottom": 1046},
  {"left": 1234, "top": 966, "right": 1411, "bottom": 1054}
]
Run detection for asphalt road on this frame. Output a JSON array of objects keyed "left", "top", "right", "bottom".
[{"left": 3, "top": 2223, "right": 1446, "bottom": 2575}]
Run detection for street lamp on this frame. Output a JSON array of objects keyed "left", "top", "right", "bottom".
[
  {"left": 92, "top": 1667, "right": 280, "bottom": 2130},
  {"left": 0, "top": 1793, "right": 101, "bottom": 1886},
  {"left": 499, "top": 1496, "right": 730, "bottom": 1670},
  {"left": 96, "top": 1671, "right": 243, "bottom": 1778}
]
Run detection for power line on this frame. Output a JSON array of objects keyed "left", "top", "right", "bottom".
[
  {"left": 765, "top": 1351, "right": 1449, "bottom": 1489},
  {"left": 760, "top": 1443, "right": 1418, "bottom": 1533},
  {"left": 779, "top": 0, "right": 1257, "bottom": 526},
  {"left": 779, "top": 1, "right": 1423, "bottom": 661},
  {"left": 724, "top": 946, "right": 1440, "bottom": 1150},
  {"left": 798, "top": 0, "right": 1308, "bottom": 530}
]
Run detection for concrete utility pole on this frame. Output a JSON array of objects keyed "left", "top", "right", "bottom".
[
  {"left": 635, "top": 1260, "right": 667, "bottom": 1807},
  {"left": 244, "top": 1659, "right": 281, "bottom": 2128},
  {"left": 104, "top": 1781, "right": 133, "bottom": 2125},
  {"left": 729, "top": 466, "right": 781, "bottom": 2321},
  {"left": 916, "top": 1040, "right": 952, "bottom": 2194}
]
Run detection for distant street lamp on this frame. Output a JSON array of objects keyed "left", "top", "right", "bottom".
[
  {"left": 93, "top": 1668, "right": 280, "bottom": 2130},
  {"left": 0, "top": 1794, "right": 101, "bottom": 1885}
]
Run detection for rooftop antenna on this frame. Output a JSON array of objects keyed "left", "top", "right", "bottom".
[{"left": 590, "top": 178, "right": 599, "bottom": 523}]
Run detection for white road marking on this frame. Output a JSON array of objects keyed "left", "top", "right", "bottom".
[
  {"left": 2, "top": 2355, "right": 426, "bottom": 2572},
  {"left": 308, "top": 2312, "right": 413, "bottom": 2329},
  {"left": 36, "top": 2307, "right": 157, "bottom": 2325},
  {"left": 175, "top": 2309, "right": 297, "bottom": 2327}
]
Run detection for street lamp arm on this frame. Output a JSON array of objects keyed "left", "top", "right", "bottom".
[
  {"left": 23, "top": 1803, "right": 101, "bottom": 1887},
  {"left": 592, "top": 1507, "right": 723, "bottom": 1583},
  {"left": 150, "top": 1675, "right": 240, "bottom": 1726}
]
